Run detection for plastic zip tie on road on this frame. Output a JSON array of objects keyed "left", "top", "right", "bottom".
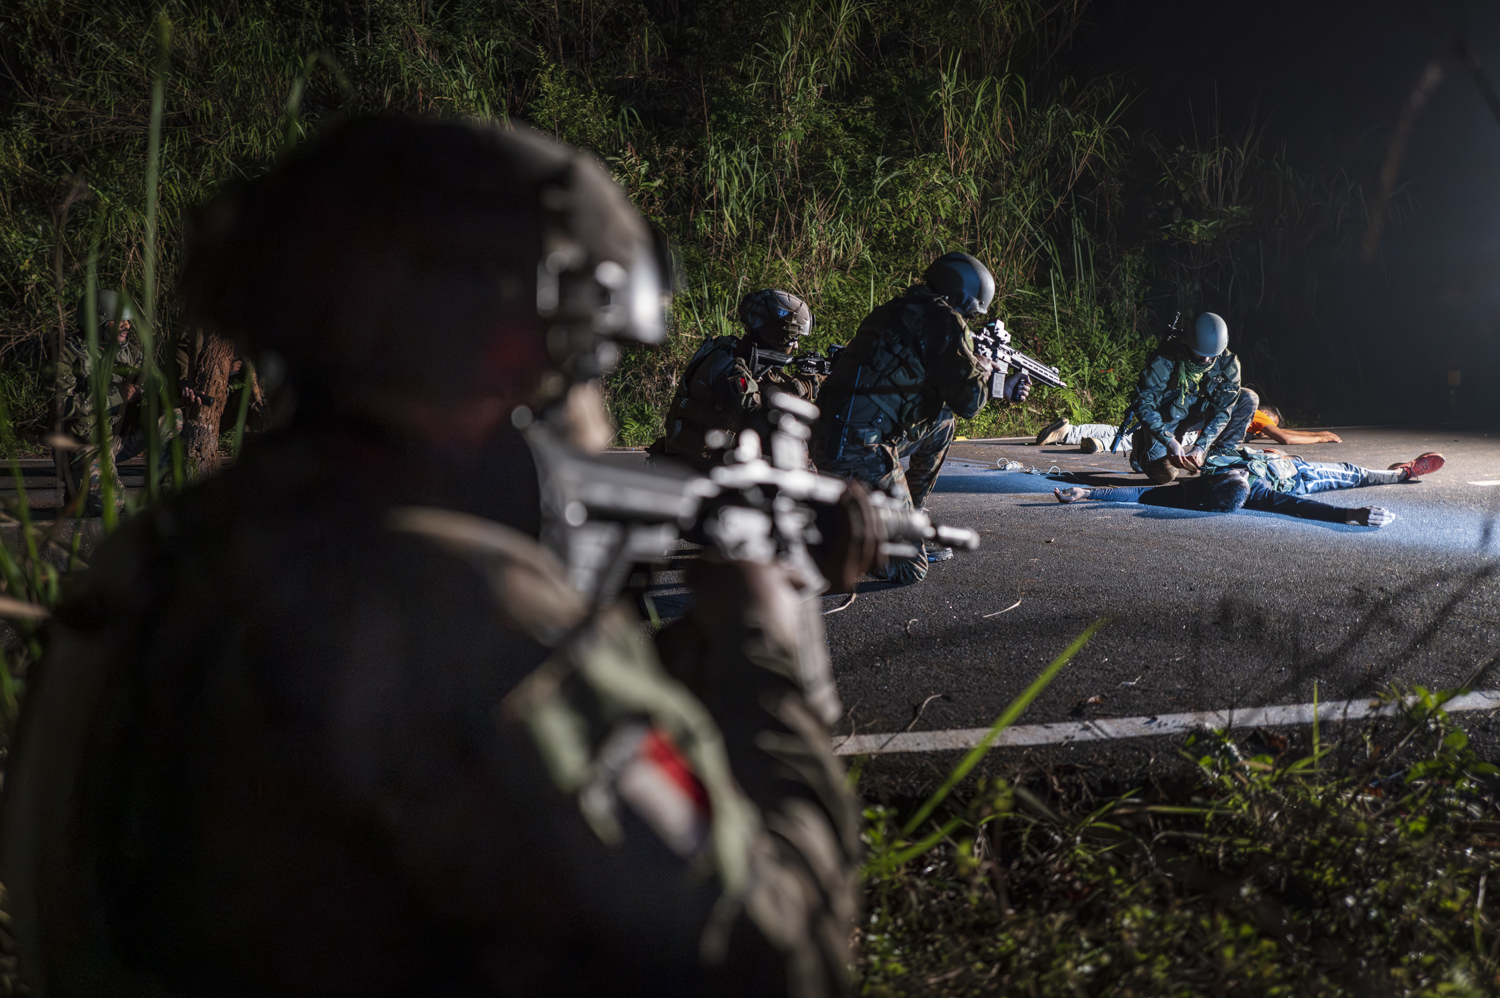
[{"left": 832, "top": 689, "right": 1500, "bottom": 755}]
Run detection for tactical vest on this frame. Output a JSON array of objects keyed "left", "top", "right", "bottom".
[
  {"left": 662, "top": 336, "right": 756, "bottom": 460},
  {"left": 823, "top": 297, "right": 946, "bottom": 455},
  {"left": 1206, "top": 447, "right": 1300, "bottom": 493}
]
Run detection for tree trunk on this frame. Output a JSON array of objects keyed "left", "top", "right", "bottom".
[{"left": 183, "top": 329, "right": 237, "bottom": 474}]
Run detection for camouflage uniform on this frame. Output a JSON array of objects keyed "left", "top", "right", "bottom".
[
  {"left": 1, "top": 119, "right": 856, "bottom": 998},
  {"left": 55, "top": 334, "right": 184, "bottom": 509},
  {"left": 659, "top": 337, "right": 820, "bottom": 471},
  {"left": 2, "top": 428, "right": 858, "bottom": 998},
  {"left": 1123, "top": 341, "right": 1255, "bottom": 484},
  {"left": 810, "top": 285, "right": 988, "bottom": 584},
  {"left": 56, "top": 335, "right": 142, "bottom": 507}
]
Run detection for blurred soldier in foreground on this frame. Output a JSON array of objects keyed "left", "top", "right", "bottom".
[
  {"left": 1114, "top": 312, "right": 1256, "bottom": 484},
  {"left": 652, "top": 288, "right": 816, "bottom": 470},
  {"left": 2, "top": 118, "right": 857, "bottom": 997},
  {"left": 811, "top": 252, "right": 1029, "bottom": 584}
]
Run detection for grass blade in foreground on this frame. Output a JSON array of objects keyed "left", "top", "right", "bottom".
[{"left": 899, "top": 616, "right": 1110, "bottom": 838}]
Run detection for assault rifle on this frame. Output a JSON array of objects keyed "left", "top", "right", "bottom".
[
  {"left": 972, "top": 321, "right": 1067, "bottom": 399},
  {"left": 524, "top": 390, "right": 978, "bottom": 605},
  {"left": 748, "top": 344, "right": 846, "bottom": 380}
]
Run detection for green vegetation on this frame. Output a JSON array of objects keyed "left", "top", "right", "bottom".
[
  {"left": 7, "top": 5, "right": 1472, "bottom": 996},
  {"left": 2, "top": 0, "right": 1349, "bottom": 445},
  {"left": 859, "top": 679, "right": 1500, "bottom": 996}
]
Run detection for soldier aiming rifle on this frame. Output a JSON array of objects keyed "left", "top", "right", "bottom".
[
  {"left": 651, "top": 288, "right": 823, "bottom": 470},
  {"left": 0, "top": 117, "right": 984, "bottom": 998},
  {"left": 811, "top": 252, "right": 1051, "bottom": 585}
]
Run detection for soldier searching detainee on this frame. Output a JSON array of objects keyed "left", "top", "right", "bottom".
[
  {"left": 0, "top": 117, "right": 858, "bottom": 998},
  {"left": 1115, "top": 312, "right": 1259, "bottom": 484},
  {"left": 811, "top": 252, "right": 1032, "bottom": 584}
]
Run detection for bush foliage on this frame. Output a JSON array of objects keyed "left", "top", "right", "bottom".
[
  {"left": 1, "top": 0, "right": 1353, "bottom": 443},
  {"left": 859, "top": 683, "right": 1500, "bottom": 997}
]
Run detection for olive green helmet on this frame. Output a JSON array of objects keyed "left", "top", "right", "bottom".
[
  {"left": 737, "top": 288, "right": 812, "bottom": 350},
  {"left": 78, "top": 290, "right": 135, "bottom": 329}
]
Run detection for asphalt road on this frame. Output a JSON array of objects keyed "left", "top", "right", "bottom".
[{"left": 816, "top": 426, "right": 1500, "bottom": 792}]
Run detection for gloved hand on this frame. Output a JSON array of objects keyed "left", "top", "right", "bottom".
[
  {"left": 1165, "top": 437, "right": 1187, "bottom": 463},
  {"left": 1183, "top": 445, "right": 1205, "bottom": 469},
  {"left": 1003, "top": 370, "right": 1032, "bottom": 403},
  {"left": 1349, "top": 506, "right": 1396, "bottom": 528}
]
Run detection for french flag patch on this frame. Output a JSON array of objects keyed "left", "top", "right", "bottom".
[{"left": 600, "top": 725, "right": 711, "bottom": 857}]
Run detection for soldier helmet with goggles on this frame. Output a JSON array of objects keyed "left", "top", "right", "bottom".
[
  {"left": 922, "top": 251, "right": 995, "bottom": 318},
  {"left": 737, "top": 288, "right": 812, "bottom": 351},
  {"left": 181, "top": 117, "right": 670, "bottom": 426}
]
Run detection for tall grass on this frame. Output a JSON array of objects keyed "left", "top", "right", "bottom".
[
  {"left": 859, "top": 683, "right": 1500, "bottom": 996},
  {"left": 0, "top": 0, "right": 1353, "bottom": 447}
]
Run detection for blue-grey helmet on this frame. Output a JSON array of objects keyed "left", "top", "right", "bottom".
[
  {"left": 922, "top": 252, "right": 995, "bottom": 317},
  {"left": 1192, "top": 312, "right": 1228, "bottom": 358}
]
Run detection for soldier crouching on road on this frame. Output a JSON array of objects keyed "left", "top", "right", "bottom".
[
  {"left": 1118, "top": 312, "right": 1258, "bottom": 484},
  {"left": 811, "top": 252, "right": 1030, "bottom": 584},
  {"left": 1, "top": 118, "right": 858, "bottom": 998},
  {"left": 652, "top": 288, "right": 817, "bottom": 470}
]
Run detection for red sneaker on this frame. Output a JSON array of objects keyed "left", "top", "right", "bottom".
[{"left": 1388, "top": 452, "right": 1445, "bottom": 480}]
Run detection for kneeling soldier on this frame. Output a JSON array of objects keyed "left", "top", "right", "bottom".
[{"left": 655, "top": 288, "right": 815, "bottom": 470}]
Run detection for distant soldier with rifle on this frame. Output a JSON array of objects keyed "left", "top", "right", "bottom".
[
  {"left": 55, "top": 290, "right": 189, "bottom": 513},
  {"left": 1112, "top": 311, "right": 1258, "bottom": 484},
  {"left": 652, "top": 288, "right": 827, "bottom": 470},
  {"left": 0, "top": 118, "right": 979, "bottom": 998},
  {"left": 811, "top": 252, "right": 1045, "bottom": 584}
]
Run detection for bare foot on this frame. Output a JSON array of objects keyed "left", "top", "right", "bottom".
[{"left": 1053, "top": 487, "right": 1089, "bottom": 504}]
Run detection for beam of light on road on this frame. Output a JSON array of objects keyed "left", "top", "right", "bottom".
[
  {"left": 931, "top": 461, "right": 1500, "bottom": 554},
  {"left": 832, "top": 689, "right": 1500, "bottom": 755}
]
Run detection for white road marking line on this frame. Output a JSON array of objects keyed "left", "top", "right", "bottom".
[
  {"left": 1469, "top": 480, "right": 1500, "bottom": 486},
  {"left": 832, "top": 689, "right": 1500, "bottom": 756}
]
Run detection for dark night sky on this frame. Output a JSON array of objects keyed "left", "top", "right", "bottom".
[{"left": 1064, "top": 0, "right": 1500, "bottom": 424}]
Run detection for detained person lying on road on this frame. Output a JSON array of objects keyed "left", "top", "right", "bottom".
[
  {"left": 1033, "top": 404, "right": 1343, "bottom": 454},
  {"left": 1051, "top": 448, "right": 1446, "bottom": 528}
]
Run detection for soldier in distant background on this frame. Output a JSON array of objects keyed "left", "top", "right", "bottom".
[
  {"left": 653, "top": 288, "right": 816, "bottom": 470},
  {"left": 811, "top": 252, "right": 1030, "bottom": 584},
  {"left": 56, "top": 290, "right": 145, "bottom": 512},
  {"left": 56, "top": 290, "right": 194, "bottom": 511},
  {"left": 2, "top": 118, "right": 857, "bottom": 998}
]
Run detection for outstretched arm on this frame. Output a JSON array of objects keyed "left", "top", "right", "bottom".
[
  {"left": 1054, "top": 485, "right": 1163, "bottom": 504},
  {"left": 1244, "top": 490, "right": 1394, "bottom": 526},
  {"left": 1260, "top": 425, "right": 1342, "bottom": 445}
]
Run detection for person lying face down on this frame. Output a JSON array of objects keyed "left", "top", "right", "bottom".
[{"left": 1051, "top": 449, "right": 1445, "bottom": 528}]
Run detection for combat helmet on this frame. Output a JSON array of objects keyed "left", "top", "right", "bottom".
[
  {"left": 181, "top": 117, "right": 671, "bottom": 413},
  {"left": 737, "top": 289, "right": 812, "bottom": 350},
  {"left": 922, "top": 252, "right": 995, "bottom": 317},
  {"left": 1191, "top": 312, "right": 1229, "bottom": 359},
  {"left": 77, "top": 289, "right": 135, "bottom": 331}
]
